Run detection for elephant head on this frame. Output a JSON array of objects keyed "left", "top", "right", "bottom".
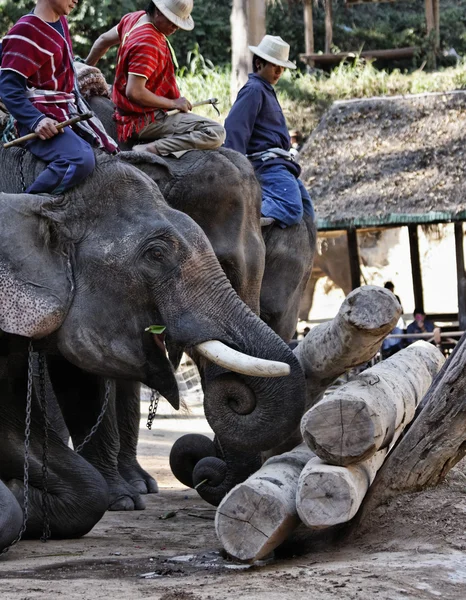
[{"left": 0, "top": 150, "right": 305, "bottom": 454}]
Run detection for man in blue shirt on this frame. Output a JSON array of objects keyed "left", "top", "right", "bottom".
[{"left": 224, "top": 35, "right": 314, "bottom": 228}]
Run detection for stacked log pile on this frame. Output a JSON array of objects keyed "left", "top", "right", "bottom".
[{"left": 216, "top": 286, "right": 451, "bottom": 562}]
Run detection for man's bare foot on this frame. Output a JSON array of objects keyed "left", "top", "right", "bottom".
[{"left": 132, "top": 142, "right": 161, "bottom": 155}]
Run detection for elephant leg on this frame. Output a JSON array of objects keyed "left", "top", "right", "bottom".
[
  {"left": 46, "top": 355, "right": 146, "bottom": 511},
  {"left": 0, "top": 480, "right": 23, "bottom": 552},
  {"left": 0, "top": 354, "right": 108, "bottom": 541},
  {"left": 115, "top": 380, "right": 158, "bottom": 494}
]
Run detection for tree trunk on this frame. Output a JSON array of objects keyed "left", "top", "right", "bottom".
[
  {"left": 248, "top": 0, "right": 266, "bottom": 46},
  {"left": 216, "top": 444, "right": 315, "bottom": 562},
  {"left": 230, "top": 0, "right": 266, "bottom": 104},
  {"left": 230, "top": 0, "right": 249, "bottom": 103},
  {"left": 301, "top": 341, "right": 445, "bottom": 465},
  {"left": 360, "top": 334, "right": 466, "bottom": 518}
]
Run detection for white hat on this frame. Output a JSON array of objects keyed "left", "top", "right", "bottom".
[
  {"left": 249, "top": 35, "right": 296, "bottom": 69},
  {"left": 152, "top": 0, "right": 195, "bottom": 31}
]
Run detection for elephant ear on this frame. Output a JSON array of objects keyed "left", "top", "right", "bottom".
[
  {"left": 0, "top": 193, "right": 72, "bottom": 338},
  {"left": 118, "top": 151, "right": 173, "bottom": 184}
]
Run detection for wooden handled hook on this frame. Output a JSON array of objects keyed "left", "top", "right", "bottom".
[
  {"left": 3, "top": 111, "right": 94, "bottom": 149},
  {"left": 166, "top": 98, "right": 219, "bottom": 117}
]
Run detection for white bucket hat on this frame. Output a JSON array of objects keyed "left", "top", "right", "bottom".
[
  {"left": 249, "top": 35, "right": 297, "bottom": 69},
  {"left": 152, "top": 0, "right": 195, "bottom": 31}
]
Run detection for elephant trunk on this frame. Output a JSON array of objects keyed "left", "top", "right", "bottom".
[
  {"left": 200, "top": 306, "right": 306, "bottom": 454},
  {"left": 169, "top": 433, "right": 261, "bottom": 507}
]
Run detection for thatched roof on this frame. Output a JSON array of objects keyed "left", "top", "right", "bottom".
[{"left": 300, "top": 90, "right": 466, "bottom": 231}]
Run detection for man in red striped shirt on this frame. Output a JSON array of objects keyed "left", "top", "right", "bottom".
[
  {"left": 86, "top": 0, "right": 225, "bottom": 156},
  {"left": 0, "top": 0, "right": 117, "bottom": 194}
]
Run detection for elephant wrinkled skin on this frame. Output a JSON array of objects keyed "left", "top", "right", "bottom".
[{"left": 0, "top": 148, "right": 306, "bottom": 534}]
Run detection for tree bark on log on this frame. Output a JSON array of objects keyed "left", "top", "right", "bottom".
[
  {"left": 215, "top": 444, "right": 315, "bottom": 562},
  {"left": 295, "top": 285, "right": 402, "bottom": 409},
  {"left": 297, "top": 420, "right": 407, "bottom": 528},
  {"left": 264, "top": 286, "right": 401, "bottom": 460},
  {"left": 301, "top": 341, "right": 445, "bottom": 466},
  {"left": 359, "top": 334, "right": 466, "bottom": 518}
]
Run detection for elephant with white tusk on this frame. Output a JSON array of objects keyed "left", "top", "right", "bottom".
[{"left": 0, "top": 146, "right": 306, "bottom": 536}]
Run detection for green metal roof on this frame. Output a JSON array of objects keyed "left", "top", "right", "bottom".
[{"left": 316, "top": 210, "right": 466, "bottom": 231}]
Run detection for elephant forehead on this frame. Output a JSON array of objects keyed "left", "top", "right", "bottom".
[{"left": 0, "top": 264, "right": 68, "bottom": 338}]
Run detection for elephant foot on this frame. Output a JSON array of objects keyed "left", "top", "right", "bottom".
[
  {"left": 118, "top": 462, "right": 159, "bottom": 495},
  {"left": 106, "top": 475, "right": 146, "bottom": 511}
]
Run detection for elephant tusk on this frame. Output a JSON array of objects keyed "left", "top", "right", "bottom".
[{"left": 195, "top": 340, "right": 290, "bottom": 378}]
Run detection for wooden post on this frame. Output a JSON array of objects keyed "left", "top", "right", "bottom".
[
  {"left": 303, "top": 0, "right": 314, "bottom": 66},
  {"left": 324, "top": 0, "right": 333, "bottom": 54},
  {"left": 455, "top": 223, "right": 466, "bottom": 331},
  {"left": 346, "top": 228, "right": 361, "bottom": 290},
  {"left": 408, "top": 224, "right": 424, "bottom": 313}
]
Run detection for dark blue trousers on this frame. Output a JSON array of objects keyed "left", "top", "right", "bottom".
[
  {"left": 21, "top": 126, "right": 95, "bottom": 194},
  {"left": 259, "top": 163, "right": 315, "bottom": 228}
]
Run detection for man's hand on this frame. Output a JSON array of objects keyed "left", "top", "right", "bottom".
[
  {"left": 172, "top": 97, "right": 192, "bottom": 113},
  {"left": 35, "top": 118, "right": 61, "bottom": 140}
]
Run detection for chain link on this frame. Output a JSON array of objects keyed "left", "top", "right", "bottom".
[
  {"left": 37, "top": 353, "right": 51, "bottom": 543},
  {"left": 0, "top": 341, "right": 33, "bottom": 556},
  {"left": 146, "top": 390, "right": 160, "bottom": 431},
  {"left": 19, "top": 147, "right": 27, "bottom": 193},
  {"left": 75, "top": 379, "right": 112, "bottom": 454}
]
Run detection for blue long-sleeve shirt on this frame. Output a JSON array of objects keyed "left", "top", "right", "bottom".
[
  {"left": 224, "top": 73, "right": 301, "bottom": 178},
  {"left": 224, "top": 73, "right": 291, "bottom": 155},
  {"left": 0, "top": 18, "right": 65, "bottom": 133}
]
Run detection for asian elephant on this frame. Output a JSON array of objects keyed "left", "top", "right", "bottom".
[
  {"left": 0, "top": 147, "right": 306, "bottom": 532},
  {"left": 86, "top": 95, "right": 316, "bottom": 506}
]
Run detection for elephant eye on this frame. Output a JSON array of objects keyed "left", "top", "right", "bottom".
[{"left": 149, "top": 247, "right": 164, "bottom": 260}]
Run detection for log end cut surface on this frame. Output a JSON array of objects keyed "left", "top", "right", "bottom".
[
  {"left": 215, "top": 484, "right": 299, "bottom": 562},
  {"left": 301, "top": 397, "right": 377, "bottom": 465}
]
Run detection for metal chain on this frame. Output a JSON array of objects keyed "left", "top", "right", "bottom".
[
  {"left": 37, "top": 353, "right": 51, "bottom": 543},
  {"left": 0, "top": 342, "right": 33, "bottom": 555},
  {"left": 75, "top": 379, "right": 112, "bottom": 454},
  {"left": 19, "top": 147, "right": 27, "bottom": 192},
  {"left": 146, "top": 390, "right": 160, "bottom": 431}
]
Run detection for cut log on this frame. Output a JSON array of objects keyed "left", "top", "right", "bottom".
[
  {"left": 297, "top": 453, "right": 386, "bottom": 529},
  {"left": 301, "top": 341, "right": 445, "bottom": 466},
  {"left": 295, "top": 285, "right": 402, "bottom": 409},
  {"left": 215, "top": 444, "right": 314, "bottom": 562},
  {"left": 265, "top": 286, "right": 402, "bottom": 459},
  {"left": 359, "top": 333, "right": 466, "bottom": 519},
  {"left": 297, "top": 421, "right": 405, "bottom": 528}
]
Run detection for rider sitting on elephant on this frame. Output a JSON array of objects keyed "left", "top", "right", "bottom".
[
  {"left": 0, "top": 0, "right": 117, "bottom": 195},
  {"left": 224, "top": 35, "right": 314, "bottom": 228},
  {"left": 85, "top": 0, "right": 225, "bottom": 156}
]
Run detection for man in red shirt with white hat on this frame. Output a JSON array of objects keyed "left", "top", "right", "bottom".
[{"left": 86, "top": 0, "right": 225, "bottom": 156}]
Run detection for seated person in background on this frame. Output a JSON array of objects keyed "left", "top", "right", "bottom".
[
  {"left": 381, "top": 315, "right": 404, "bottom": 359},
  {"left": 85, "top": 0, "right": 225, "bottom": 156},
  {"left": 0, "top": 0, "right": 117, "bottom": 195},
  {"left": 406, "top": 308, "right": 435, "bottom": 344},
  {"left": 384, "top": 281, "right": 403, "bottom": 311},
  {"left": 223, "top": 35, "right": 314, "bottom": 228}
]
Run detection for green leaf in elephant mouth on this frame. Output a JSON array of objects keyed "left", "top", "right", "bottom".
[{"left": 145, "top": 325, "right": 167, "bottom": 334}]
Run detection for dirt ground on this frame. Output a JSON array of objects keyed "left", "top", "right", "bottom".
[{"left": 0, "top": 394, "right": 465, "bottom": 600}]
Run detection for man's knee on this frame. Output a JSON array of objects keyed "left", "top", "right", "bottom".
[
  {"left": 200, "top": 122, "right": 226, "bottom": 149},
  {"left": 72, "top": 144, "right": 95, "bottom": 180}
]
